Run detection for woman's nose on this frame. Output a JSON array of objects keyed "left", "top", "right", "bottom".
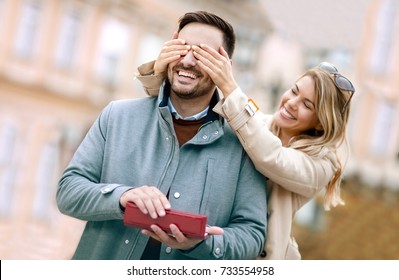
[{"left": 286, "top": 97, "right": 299, "bottom": 109}]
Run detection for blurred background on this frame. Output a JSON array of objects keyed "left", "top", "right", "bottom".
[{"left": 0, "top": 0, "right": 398, "bottom": 260}]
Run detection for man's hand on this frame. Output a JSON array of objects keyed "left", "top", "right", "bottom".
[
  {"left": 141, "top": 224, "right": 224, "bottom": 250},
  {"left": 154, "top": 32, "right": 191, "bottom": 75},
  {"left": 119, "top": 185, "right": 171, "bottom": 219}
]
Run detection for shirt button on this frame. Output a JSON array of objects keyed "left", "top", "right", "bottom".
[
  {"left": 125, "top": 240, "right": 129, "bottom": 244},
  {"left": 165, "top": 247, "right": 172, "bottom": 253},
  {"left": 173, "top": 192, "right": 181, "bottom": 199},
  {"left": 215, "top": 247, "right": 221, "bottom": 255}
]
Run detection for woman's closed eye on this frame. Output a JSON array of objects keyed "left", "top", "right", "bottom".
[{"left": 303, "top": 101, "right": 313, "bottom": 110}]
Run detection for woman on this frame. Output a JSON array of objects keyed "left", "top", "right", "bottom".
[{"left": 135, "top": 36, "right": 355, "bottom": 259}]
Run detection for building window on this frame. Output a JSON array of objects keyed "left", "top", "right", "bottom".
[
  {"left": 32, "top": 141, "right": 59, "bottom": 220},
  {"left": 133, "top": 34, "right": 164, "bottom": 94},
  {"left": 135, "top": 34, "right": 164, "bottom": 66},
  {"left": 0, "top": 121, "right": 17, "bottom": 217},
  {"left": 370, "top": 0, "right": 397, "bottom": 75},
  {"left": 0, "top": 0, "right": 5, "bottom": 17},
  {"left": 54, "top": 9, "right": 81, "bottom": 69},
  {"left": 14, "top": 0, "right": 42, "bottom": 59},
  {"left": 370, "top": 101, "right": 396, "bottom": 157},
  {"left": 96, "top": 19, "right": 129, "bottom": 85}
]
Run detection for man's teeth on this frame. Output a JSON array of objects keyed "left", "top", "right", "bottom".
[{"left": 179, "top": 71, "right": 197, "bottom": 79}]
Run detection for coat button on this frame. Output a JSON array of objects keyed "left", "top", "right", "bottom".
[
  {"left": 214, "top": 247, "right": 221, "bottom": 255},
  {"left": 125, "top": 240, "right": 129, "bottom": 244},
  {"left": 259, "top": 250, "right": 267, "bottom": 258},
  {"left": 173, "top": 192, "right": 181, "bottom": 199},
  {"left": 165, "top": 247, "right": 172, "bottom": 253},
  {"left": 101, "top": 187, "right": 110, "bottom": 194}
]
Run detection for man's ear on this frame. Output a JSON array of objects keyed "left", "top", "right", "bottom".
[{"left": 229, "top": 59, "right": 233, "bottom": 66}]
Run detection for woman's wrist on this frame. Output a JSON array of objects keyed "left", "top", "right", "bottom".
[{"left": 221, "top": 83, "right": 238, "bottom": 98}]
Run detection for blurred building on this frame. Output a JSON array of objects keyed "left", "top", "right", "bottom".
[
  {"left": 1, "top": 0, "right": 398, "bottom": 260},
  {"left": 0, "top": 0, "right": 271, "bottom": 259},
  {"left": 347, "top": 0, "right": 399, "bottom": 191}
]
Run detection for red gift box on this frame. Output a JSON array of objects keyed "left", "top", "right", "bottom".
[{"left": 123, "top": 202, "right": 208, "bottom": 239}]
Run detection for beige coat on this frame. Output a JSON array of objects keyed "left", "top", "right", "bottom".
[{"left": 136, "top": 61, "right": 338, "bottom": 260}]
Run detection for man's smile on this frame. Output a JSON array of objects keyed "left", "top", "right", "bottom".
[{"left": 178, "top": 70, "right": 197, "bottom": 79}]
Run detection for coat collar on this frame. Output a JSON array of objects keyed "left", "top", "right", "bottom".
[{"left": 158, "top": 80, "right": 221, "bottom": 124}]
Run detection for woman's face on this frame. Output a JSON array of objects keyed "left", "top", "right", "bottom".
[{"left": 273, "top": 75, "right": 321, "bottom": 144}]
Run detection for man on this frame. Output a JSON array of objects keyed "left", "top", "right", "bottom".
[{"left": 56, "top": 11, "right": 267, "bottom": 260}]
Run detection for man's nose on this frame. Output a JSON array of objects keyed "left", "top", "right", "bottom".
[{"left": 180, "top": 50, "right": 197, "bottom": 67}]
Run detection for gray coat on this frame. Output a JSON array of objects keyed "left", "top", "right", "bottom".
[{"left": 56, "top": 85, "right": 267, "bottom": 260}]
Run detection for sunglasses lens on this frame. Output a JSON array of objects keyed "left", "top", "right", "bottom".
[
  {"left": 335, "top": 76, "right": 355, "bottom": 92},
  {"left": 318, "top": 62, "right": 355, "bottom": 112},
  {"left": 319, "top": 62, "right": 338, "bottom": 73}
]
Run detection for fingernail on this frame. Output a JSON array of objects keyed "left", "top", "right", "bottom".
[{"left": 150, "top": 225, "right": 158, "bottom": 232}]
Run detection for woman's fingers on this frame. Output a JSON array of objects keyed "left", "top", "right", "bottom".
[{"left": 154, "top": 38, "right": 190, "bottom": 75}]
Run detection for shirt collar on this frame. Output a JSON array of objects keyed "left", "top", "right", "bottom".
[
  {"left": 158, "top": 80, "right": 220, "bottom": 123},
  {"left": 167, "top": 98, "right": 209, "bottom": 121}
]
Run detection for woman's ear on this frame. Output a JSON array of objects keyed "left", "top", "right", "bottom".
[{"left": 315, "top": 122, "right": 323, "bottom": 132}]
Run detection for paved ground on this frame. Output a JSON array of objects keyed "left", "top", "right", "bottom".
[{"left": 294, "top": 179, "right": 399, "bottom": 260}]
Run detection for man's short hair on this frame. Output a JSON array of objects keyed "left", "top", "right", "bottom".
[{"left": 178, "top": 11, "right": 236, "bottom": 58}]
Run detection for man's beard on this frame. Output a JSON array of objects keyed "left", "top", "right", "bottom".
[
  {"left": 171, "top": 83, "right": 213, "bottom": 99},
  {"left": 169, "top": 65, "right": 215, "bottom": 99}
]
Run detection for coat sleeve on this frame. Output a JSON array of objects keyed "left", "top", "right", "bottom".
[
  {"left": 56, "top": 102, "right": 133, "bottom": 221},
  {"left": 213, "top": 88, "right": 337, "bottom": 198},
  {"left": 136, "top": 60, "right": 165, "bottom": 97}
]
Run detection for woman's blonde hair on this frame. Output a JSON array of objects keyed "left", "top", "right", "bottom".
[{"left": 270, "top": 67, "right": 352, "bottom": 210}]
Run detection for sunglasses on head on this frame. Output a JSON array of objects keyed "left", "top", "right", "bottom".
[{"left": 318, "top": 62, "right": 355, "bottom": 112}]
